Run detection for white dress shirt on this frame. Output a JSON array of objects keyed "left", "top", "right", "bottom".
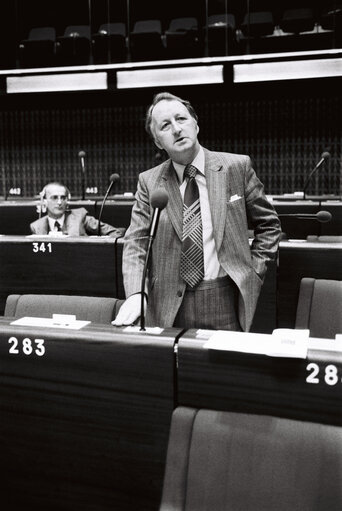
[
  {"left": 172, "top": 146, "right": 226, "bottom": 280},
  {"left": 48, "top": 215, "right": 65, "bottom": 232}
]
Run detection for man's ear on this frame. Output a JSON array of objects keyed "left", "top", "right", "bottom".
[
  {"left": 196, "top": 123, "right": 199, "bottom": 135},
  {"left": 154, "top": 137, "right": 163, "bottom": 150}
]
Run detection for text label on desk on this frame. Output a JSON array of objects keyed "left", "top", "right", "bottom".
[
  {"left": 8, "top": 337, "right": 45, "bottom": 356},
  {"left": 306, "top": 363, "right": 341, "bottom": 386},
  {"left": 32, "top": 242, "right": 52, "bottom": 253}
]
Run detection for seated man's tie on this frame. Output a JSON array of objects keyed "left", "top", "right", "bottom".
[
  {"left": 54, "top": 220, "right": 62, "bottom": 231},
  {"left": 180, "top": 164, "right": 204, "bottom": 287}
]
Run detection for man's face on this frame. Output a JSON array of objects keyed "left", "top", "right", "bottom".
[
  {"left": 44, "top": 184, "right": 68, "bottom": 219},
  {"left": 151, "top": 99, "right": 200, "bottom": 165}
]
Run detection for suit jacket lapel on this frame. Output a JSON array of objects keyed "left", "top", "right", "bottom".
[
  {"left": 161, "top": 160, "right": 183, "bottom": 241},
  {"left": 204, "top": 149, "right": 227, "bottom": 253}
]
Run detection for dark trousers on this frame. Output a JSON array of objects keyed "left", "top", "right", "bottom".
[{"left": 173, "top": 276, "right": 241, "bottom": 331}]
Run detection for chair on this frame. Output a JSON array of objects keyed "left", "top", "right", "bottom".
[
  {"left": 160, "top": 406, "right": 342, "bottom": 511},
  {"left": 207, "top": 14, "right": 237, "bottom": 56},
  {"left": 4, "top": 294, "right": 124, "bottom": 324},
  {"left": 92, "top": 23, "right": 126, "bottom": 64},
  {"left": 19, "top": 27, "right": 56, "bottom": 68},
  {"left": 280, "top": 8, "right": 315, "bottom": 34},
  {"left": 295, "top": 278, "right": 342, "bottom": 338},
  {"left": 130, "top": 19, "right": 164, "bottom": 61},
  {"left": 240, "top": 11, "right": 275, "bottom": 37},
  {"left": 165, "top": 17, "right": 200, "bottom": 58},
  {"left": 56, "top": 25, "right": 91, "bottom": 65}
]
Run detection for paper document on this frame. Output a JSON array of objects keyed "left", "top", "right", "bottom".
[
  {"left": 204, "top": 329, "right": 309, "bottom": 359},
  {"left": 11, "top": 316, "right": 90, "bottom": 330}
]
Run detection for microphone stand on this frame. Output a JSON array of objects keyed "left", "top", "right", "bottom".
[
  {"left": 97, "top": 174, "right": 120, "bottom": 236},
  {"left": 139, "top": 236, "right": 153, "bottom": 332}
]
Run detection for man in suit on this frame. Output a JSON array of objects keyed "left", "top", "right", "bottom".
[
  {"left": 113, "top": 92, "right": 281, "bottom": 331},
  {"left": 30, "top": 182, "right": 124, "bottom": 237}
]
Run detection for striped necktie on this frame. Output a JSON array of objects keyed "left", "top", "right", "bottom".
[{"left": 180, "top": 164, "right": 204, "bottom": 288}]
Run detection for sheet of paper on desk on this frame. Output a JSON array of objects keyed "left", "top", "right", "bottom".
[
  {"left": 10, "top": 316, "right": 90, "bottom": 330},
  {"left": 204, "top": 329, "right": 309, "bottom": 359}
]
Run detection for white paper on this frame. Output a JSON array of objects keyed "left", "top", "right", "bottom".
[
  {"left": 10, "top": 316, "right": 90, "bottom": 330},
  {"left": 204, "top": 329, "right": 309, "bottom": 359}
]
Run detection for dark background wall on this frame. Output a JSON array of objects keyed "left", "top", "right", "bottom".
[{"left": 0, "top": 79, "right": 341, "bottom": 198}]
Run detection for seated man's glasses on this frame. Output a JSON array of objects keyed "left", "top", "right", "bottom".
[{"left": 48, "top": 195, "right": 68, "bottom": 201}]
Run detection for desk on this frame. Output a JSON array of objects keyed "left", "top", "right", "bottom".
[
  {"left": 177, "top": 331, "right": 342, "bottom": 426},
  {"left": 277, "top": 241, "right": 342, "bottom": 328},
  {"left": 0, "top": 320, "right": 179, "bottom": 511},
  {"left": 0, "top": 236, "right": 125, "bottom": 315}
]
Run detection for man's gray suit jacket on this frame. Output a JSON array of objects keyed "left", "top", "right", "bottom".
[
  {"left": 30, "top": 207, "right": 123, "bottom": 237},
  {"left": 122, "top": 149, "right": 281, "bottom": 331}
]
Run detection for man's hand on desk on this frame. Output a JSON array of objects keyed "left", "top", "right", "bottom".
[{"left": 111, "top": 293, "right": 147, "bottom": 326}]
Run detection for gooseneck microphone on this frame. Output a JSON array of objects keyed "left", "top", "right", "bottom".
[
  {"left": 78, "top": 150, "right": 86, "bottom": 200},
  {"left": 140, "top": 189, "right": 169, "bottom": 331},
  {"left": 302, "top": 151, "right": 330, "bottom": 199},
  {"left": 278, "top": 211, "right": 332, "bottom": 223},
  {"left": 97, "top": 173, "right": 120, "bottom": 236}
]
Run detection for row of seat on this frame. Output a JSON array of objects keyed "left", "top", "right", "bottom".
[
  {"left": 4, "top": 277, "right": 342, "bottom": 339},
  {"left": 19, "top": 7, "right": 341, "bottom": 67}
]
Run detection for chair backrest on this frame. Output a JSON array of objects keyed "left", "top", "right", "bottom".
[
  {"left": 295, "top": 277, "right": 342, "bottom": 338},
  {"left": 208, "top": 13, "right": 236, "bottom": 29},
  {"left": 160, "top": 406, "right": 342, "bottom": 511},
  {"left": 132, "top": 19, "right": 162, "bottom": 34},
  {"left": 28, "top": 27, "right": 56, "bottom": 41},
  {"left": 64, "top": 25, "right": 91, "bottom": 39},
  {"left": 4, "top": 294, "right": 123, "bottom": 324},
  {"left": 98, "top": 23, "right": 126, "bottom": 37},
  {"left": 168, "top": 17, "right": 198, "bottom": 32}
]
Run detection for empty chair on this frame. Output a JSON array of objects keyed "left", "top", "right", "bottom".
[
  {"left": 5, "top": 294, "right": 124, "bottom": 324},
  {"left": 207, "top": 13, "right": 237, "bottom": 56},
  {"left": 280, "top": 8, "right": 315, "bottom": 34},
  {"left": 165, "top": 17, "right": 200, "bottom": 59},
  {"left": 56, "top": 25, "right": 91, "bottom": 66},
  {"left": 19, "top": 27, "right": 56, "bottom": 68},
  {"left": 130, "top": 19, "right": 164, "bottom": 61},
  {"left": 240, "top": 11, "right": 275, "bottom": 37},
  {"left": 295, "top": 277, "right": 342, "bottom": 338},
  {"left": 160, "top": 406, "right": 342, "bottom": 510},
  {"left": 92, "top": 22, "right": 126, "bottom": 64}
]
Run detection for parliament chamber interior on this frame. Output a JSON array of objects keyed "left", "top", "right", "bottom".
[{"left": 0, "top": 0, "right": 341, "bottom": 510}]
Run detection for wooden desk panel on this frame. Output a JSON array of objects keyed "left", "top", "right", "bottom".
[
  {"left": 0, "top": 321, "right": 179, "bottom": 511},
  {"left": 277, "top": 241, "right": 342, "bottom": 328},
  {"left": 177, "top": 332, "right": 342, "bottom": 426},
  {"left": 0, "top": 236, "right": 125, "bottom": 315}
]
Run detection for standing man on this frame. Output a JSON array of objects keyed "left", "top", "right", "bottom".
[
  {"left": 30, "top": 182, "right": 124, "bottom": 237},
  {"left": 113, "top": 92, "right": 281, "bottom": 331}
]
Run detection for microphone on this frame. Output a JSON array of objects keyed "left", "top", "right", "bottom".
[
  {"left": 302, "top": 151, "right": 330, "bottom": 199},
  {"left": 97, "top": 173, "right": 120, "bottom": 236},
  {"left": 78, "top": 150, "right": 86, "bottom": 200},
  {"left": 140, "top": 189, "right": 169, "bottom": 331},
  {"left": 278, "top": 211, "right": 332, "bottom": 223}
]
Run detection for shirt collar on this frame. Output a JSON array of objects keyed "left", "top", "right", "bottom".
[
  {"left": 48, "top": 215, "right": 65, "bottom": 230},
  {"left": 172, "top": 145, "right": 205, "bottom": 183}
]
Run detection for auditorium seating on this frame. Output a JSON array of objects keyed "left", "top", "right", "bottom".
[
  {"left": 207, "top": 13, "right": 237, "bottom": 56},
  {"left": 56, "top": 25, "right": 91, "bottom": 65},
  {"left": 165, "top": 17, "right": 200, "bottom": 59},
  {"left": 295, "top": 278, "right": 342, "bottom": 338},
  {"left": 19, "top": 27, "right": 56, "bottom": 68},
  {"left": 130, "top": 19, "right": 165, "bottom": 61},
  {"left": 160, "top": 406, "right": 342, "bottom": 511},
  {"left": 4, "top": 293, "right": 123, "bottom": 323},
  {"left": 92, "top": 23, "right": 127, "bottom": 64}
]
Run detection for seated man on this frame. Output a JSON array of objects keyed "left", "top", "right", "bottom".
[{"left": 30, "top": 182, "right": 124, "bottom": 237}]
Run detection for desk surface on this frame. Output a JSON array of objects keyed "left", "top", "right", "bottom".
[{"left": 0, "top": 320, "right": 179, "bottom": 511}]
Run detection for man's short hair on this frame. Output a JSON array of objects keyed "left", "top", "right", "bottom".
[
  {"left": 41, "top": 182, "right": 70, "bottom": 199},
  {"left": 145, "top": 92, "right": 198, "bottom": 140}
]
